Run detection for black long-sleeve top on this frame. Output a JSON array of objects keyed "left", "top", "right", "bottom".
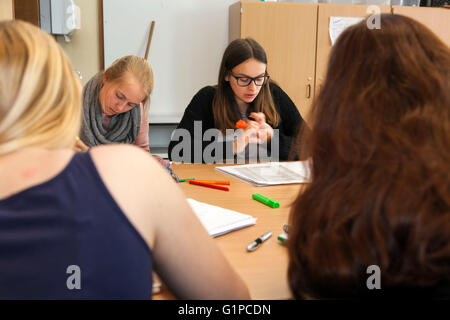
[{"left": 168, "top": 83, "right": 304, "bottom": 163}]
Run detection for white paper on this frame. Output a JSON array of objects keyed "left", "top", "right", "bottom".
[
  {"left": 329, "top": 16, "right": 364, "bottom": 46},
  {"left": 187, "top": 199, "right": 257, "bottom": 237},
  {"left": 215, "top": 161, "right": 311, "bottom": 187}
]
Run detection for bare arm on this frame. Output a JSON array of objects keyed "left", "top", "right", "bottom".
[
  {"left": 134, "top": 103, "right": 150, "bottom": 152},
  {"left": 90, "top": 145, "right": 250, "bottom": 299}
]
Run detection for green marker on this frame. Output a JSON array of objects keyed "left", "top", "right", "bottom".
[
  {"left": 179, "top": 178, "right": 195, "bottom": 182},
  {"left": 252, "top": 193, "right": 280, "bottom": 208},
  {"left": 278, "top": 232, "right": 288, "bottom": 243}
]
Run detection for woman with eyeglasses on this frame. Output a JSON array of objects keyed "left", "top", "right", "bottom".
[{"left": 168, "top": 38, "right": 304, "bottom": 163}]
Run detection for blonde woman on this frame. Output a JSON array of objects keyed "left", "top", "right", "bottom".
[
  {"left": 0, "top": 20, "right": 249, "bottom": 300},
  {"left": 76, "top": 55, "right": 170, "bottom": 168}
]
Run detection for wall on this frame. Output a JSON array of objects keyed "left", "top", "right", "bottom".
[
  {"left": 55, "top": 0, "right": 101, "bottom": 86},
  {"left": 0, "top": 0, "right": 14, "bottom": 21},
  {"left": 103, "top": 0, "right": 239, "bottom": 122}
]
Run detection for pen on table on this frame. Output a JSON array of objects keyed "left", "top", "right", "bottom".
[
  {"left": 178, "top": 178, "right": 195, "bottom": 182},
  {"left": 169, "top": 168, "right": 179, "bottom": 182},
  {"left": 247, "top": 231, "right": 272, "bottom": 252},
  {"left": 189, "top": 180, "right": 229, "bottom": 191},
  {"left": 278, "top": 232, "right": 288, "bottom": 243},
  {"left": 278, "top": 224, "right": 290, "bottom": 243},
  {"left": 194, "top": 180, "right": 230, "bottom": 185},
  {"left": 252, "top": 193, "right": 280, "bottom": 208}
]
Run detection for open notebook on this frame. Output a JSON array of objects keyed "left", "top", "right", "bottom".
[{"left": 187, "top": 198, "right": 256, "bottom": 237}]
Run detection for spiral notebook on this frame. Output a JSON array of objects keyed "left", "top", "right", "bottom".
[{"left": 187, "top": 198, "right": 256, "bottom": 237}]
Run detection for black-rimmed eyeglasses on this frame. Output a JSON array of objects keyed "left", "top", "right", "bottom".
[{"left": 230, "top": 73, "right": 270, "bottom": 87}]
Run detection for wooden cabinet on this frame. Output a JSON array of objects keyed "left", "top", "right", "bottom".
[
  {"left": 392, "top": 5, "right": 450, "bottom": 45},
  {"left": 230, "top": 2, "right": 317, "bottom": 122},
  {"left": 315, "top": 4, "right": 390, "bottom": 97},
  {"left": 230, "top": 2, "right": 449, "bottom": 123},
  {"left": 0, "top": 0, "right": 14, "bottom": 21}
]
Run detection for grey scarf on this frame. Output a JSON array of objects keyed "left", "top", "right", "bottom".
[{"left": 80, "top": 72, "right": 141, "bottom": 147}]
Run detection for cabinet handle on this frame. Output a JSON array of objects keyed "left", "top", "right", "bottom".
[{"left": 306, "top": 84, "right": 311, "bottom": 99}]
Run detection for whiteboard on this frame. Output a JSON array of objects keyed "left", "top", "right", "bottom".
[{"left": 103, "top": 0, "right": 238, "bottom": 123}]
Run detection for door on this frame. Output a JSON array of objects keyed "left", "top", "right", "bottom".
[{"left": 14, "top": 0, "right": 39, "bottom": 26}]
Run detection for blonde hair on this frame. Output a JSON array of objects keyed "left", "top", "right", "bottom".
[
  {"left": 103, "top": 55, "right": 154, "bottom": 113},
  {"left": 0, "top": 20, "right": 81, "bottom": 155}
]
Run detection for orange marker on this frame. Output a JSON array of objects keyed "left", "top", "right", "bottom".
[
  {"left": 236, "top": 120, "right": 248, "bottom": 130},
  {"left": 194, "top": 180, "right": 230, "bottom": 185}
]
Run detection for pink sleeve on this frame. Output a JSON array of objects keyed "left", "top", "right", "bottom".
[{"left": 134, "top": 103, "right": 150, "bottom": 152}]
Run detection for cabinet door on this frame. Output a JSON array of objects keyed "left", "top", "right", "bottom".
[
  {"left": 240, "top": 2, "right": 318, "bottom": 122},
  {"left": 0, "top": 0, "right": 14, "bottom": 21},
  {"left": 316, "top": 4, "right": 390, "bottom": 96},
  {"left": 392, "top": 6, "right": 450, "bottom": 46}
]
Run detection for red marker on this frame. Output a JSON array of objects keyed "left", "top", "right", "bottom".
[{"left": 189, "top": 180, "right": 229, "bottom": 191}]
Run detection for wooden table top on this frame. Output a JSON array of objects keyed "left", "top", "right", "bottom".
[{"left": 153, "top": 163, "right": 304, "bottom": 300}]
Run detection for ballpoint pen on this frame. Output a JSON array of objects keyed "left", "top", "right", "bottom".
[{"left": 246, "top": 231, "right": 272, "bottom": 252}]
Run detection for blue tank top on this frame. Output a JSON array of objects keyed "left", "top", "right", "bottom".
[{"left": 0, "top": 152, "right": 153, "bottom": 299}]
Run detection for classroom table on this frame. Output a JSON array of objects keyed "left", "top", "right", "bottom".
[{"left": 153, "top": 163, "right": 305, "bottom": 300}]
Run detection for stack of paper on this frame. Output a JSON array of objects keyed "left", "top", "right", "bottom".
[
  {"left": 215, "top": 161, "right": 311, "bottom": 186},
  {"left": 187, "top": 198, "right": 256, "bottom": 237}
]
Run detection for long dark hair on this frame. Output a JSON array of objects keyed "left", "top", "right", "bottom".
[
  {"left": 212, "top": 38, "right": 279, "bottom": 134},
  {"left": 288, "top": 14, "right": 450, "bottom": 299}
]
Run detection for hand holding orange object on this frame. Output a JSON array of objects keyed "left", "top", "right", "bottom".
[{"left": 235, "top": 120, "right": 248, "bottom": 129}]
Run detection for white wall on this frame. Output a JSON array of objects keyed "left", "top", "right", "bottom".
[
  {"left": 56, "top": 0, "right": 101, "bottom": 86},
  {"left": 103, "top": 0, "right": 238, "bottom": 122}
]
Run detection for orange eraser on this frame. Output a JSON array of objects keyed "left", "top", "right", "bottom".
[{"left": 236, "top": 120, "right": 248, "bottom": 129}]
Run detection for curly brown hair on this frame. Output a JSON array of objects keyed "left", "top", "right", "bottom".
[{"left": 288, "top": 14, "right": 450, "bottom": 299}]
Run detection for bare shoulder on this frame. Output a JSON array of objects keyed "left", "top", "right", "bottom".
[
  {"left": 88, "top": 144, "right": 173, "bottom": 201},
  {"left": 87, "top": 144, "right": 179, "bottom": 248},
  {"left": 89, "top": 144, "right": 153, "bottom": 169}
]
